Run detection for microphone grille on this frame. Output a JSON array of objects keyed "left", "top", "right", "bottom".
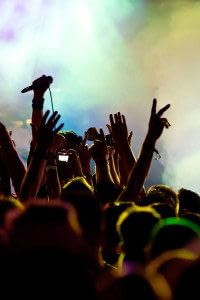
[{"left": 47, "top": 76, "right": 53, "bottom": 84}]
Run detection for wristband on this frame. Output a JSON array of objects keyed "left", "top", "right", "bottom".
[
  {"left": 46, "top": 165, "right": 57, "bottom": 171},
  {"left": 32, "top": 98, "right": 45, "bottom": 110}
]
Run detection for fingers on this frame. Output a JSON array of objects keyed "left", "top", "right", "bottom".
[
  {"left": 83, "top": 131, "right": 88, "bottom": 145},
  {"left": 30, "top": 123, "right": 37, "bottom": 136},
  {"left": 110, "top": 112, "right": 125, "bottom": 125},
  {"left": 41, "top": 110, "right": 50, "bottom": 127},
  {"left": 80, "top": 131, "right": 87, "bottom": 148},
  {"left": 106, "top": 124, "right": 112, "bottom": 134},
  {"left": 99, "top": 128, "right": 106, "bottom": 144},
  {"left": 109, "top": 114, "right": 114, "bottom": 127},
  {"left": 54, "top": 123, "right": 64, "bottom": 133},
  {"left": 114, "top": 113, "right": 118, "bottom": 124},
  {"left": 115, "top": 112, "right": 123, "bottom": 124},
  {"left": 151, "top": 98, "right": 157, "bottom": 117},
  {"left": 42, "top": 110, "right": 63, "bottom": 131},
  {"left": 157, "top": 104, "right": 170, "bottom": 117},
  {"left": 122, "top": 114, "right": 126, "bottom": 125},
  {"left": 40, "top": 110, "right": 64, "bottom": 135},
  {"left": 46, "top": 111, "right": 59, "bottom": 127},
  {"left": 160, "top": 118, "right": 171, "bottom": 129},
  {"left": 128, "top": 131, "right": 133, "bottom": 144}
]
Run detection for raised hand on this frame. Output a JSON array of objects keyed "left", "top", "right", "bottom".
[
  {"left": 148, "top": 98, "right": 170, "bottom": 141},
  {"left": 35, "top": 110, "right": 64, "bottom": 152},
  {"left": 86, "top": 127, "right": 99, "bottom": 141},
  {"left": 32, "top": 75, "right": 52, "bottom": 97},
  {"left": 0, "top": 122, "right": 26, "bottom": 195},
  {"left": 109, "top": 112, "right": 129, "bottom": 146},
  {"left": 78, "top": 132, "right": 91, "bottom": 166},
  {"left": 89, "top": 128, "right": 108, "bottom": 162},
  {"left": 118, "top": 98, "right": 171, "bottom": 203},
  {"left": 0, "top": 122, "right": 14, "bottom": 151},
  {"left": 66, "top": 149, "right": 84, "bottom": 177}
]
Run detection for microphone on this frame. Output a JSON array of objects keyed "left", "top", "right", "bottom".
[{"left": 21, "top": 75, "right": 53, "bottom": 93}]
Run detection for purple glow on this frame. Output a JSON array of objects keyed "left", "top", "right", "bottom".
[{"left": 0, "top": 28, "right": 15, "bottom": 42}]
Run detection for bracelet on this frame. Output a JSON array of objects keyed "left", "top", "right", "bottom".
[
  {"left": 46, "top": 165, "right": 57, "bottom": 171},
  {"left": 32, "top": 98, "right": 44, "bottom": 110}
]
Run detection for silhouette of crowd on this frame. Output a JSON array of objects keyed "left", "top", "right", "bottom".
[{"left": 0, "top": 75, "right": 199, "bottom": 299}]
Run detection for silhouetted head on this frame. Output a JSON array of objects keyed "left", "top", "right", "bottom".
[
  {"left": 117, "top": 205, "right": 161, "bottom": 263},
  {"left": 7, "top": 201, "right": 83, "bottom": 253},
  {"left": 179, "top": 211, "right": 200, "bottom": 227},
  {"left": 0, "top": 197, "right": 24, "bottom": 228},
  {"left": 151, "top": 202, "right": 176, "bottom": 219},
  {"left": 102, "top": 201, "right": 133, "bottom": 265},
  {"left": 178, "top": 188, "right": 200, "bottom": 214},
  {"left": 146, "top": 248, "right": 197, "bottom": 292},
  {"left": 141, "top": 185, "right": 179, "bottom": 215},
  {"left": 149, "top": 217, "right": 200, "bottom": 259},
  {"left": 61, "top": 177, "right": 102, "bottom": 247}
]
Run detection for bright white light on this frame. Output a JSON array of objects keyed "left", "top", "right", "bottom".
[
  {"left": 72, "top": 3, "right": 93, "bottom": 36},
  {"left": 26, "top": 119, "right": 32, "bottom": 125}
]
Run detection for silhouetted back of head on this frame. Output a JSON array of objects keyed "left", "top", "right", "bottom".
[
  {"left": 7, "top": 201, "right": 82, "bottom": 253},
  {"left": 141, "top": 185, "right": 179, "bottom": 215},
  {"left": 61, "top": 177, "right": 102, "bottom": 246},
  {"left": 102, "top": 201, "right": 133, "bottom": 265},
  {"left": 117, "top": 205, "right": 161, "bottom": 262},
  {"left": 151, "top": 202, "right": 176, "bottom": 219},
  {"left": 0, "top": 197, "right": 24, "bottom": 227},
  {"left": 149, "top": 217, "right": 200, "bottom": 259},
  {"left": 178, "top": 188, "right": 200, "bottom": 214}
]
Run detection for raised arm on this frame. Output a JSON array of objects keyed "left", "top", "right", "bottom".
[
  {"left": 31, "top": 75, "right": 52, "bottom": 147},
  {"left": 78, "top": 132, "right": 93, "bottom": 186},
  {"left": 45, "top": 133, "right": 66, "bottom": 199},
  {"left": 89, "top": 129, "right": 117, "bottom": 205},
  {"left": 19, "top": 110, "right": 64, "bottom": 202},
  {"left": 118, "top": 99, "right": 170, "bottom": 203},
  {"left": 0, "top": 123, "right": 26, "bottom": 196},
  {"left": 109, "top": 112, "right": 136, "bottom": 186}
]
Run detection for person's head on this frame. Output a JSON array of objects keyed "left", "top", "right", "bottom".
[
  {"left": 61, "top": 177, "right": 102, "bottom": 247},
  {"left": 141, "top": 185, "right": 179, "bottom": 216},
  {"left": 149, "top": 217, "right": 200, "bottom": 259},
  {"left": 179, "top": 211, "right": 200, "bottom": 227},
  {"left": 6, "top": 201, "right": 83, "bottom": 253},
  {"left": 117, "top": 205, "right": 161, "bottom": 263},
  {"left": 102, "top": 201, "right": 133, "bottom": 265},
  {"left": 146, "top": 248, "right": 197, "bottom": 292},
  {"left": 0, "top": 197, "right": 24, "bottom": 228},
  {"left": 177, "top": 188, "right": 200, "bottom": 214},
  {"left": 151, "top": 203, "right": 176, "bottom": 219}
]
